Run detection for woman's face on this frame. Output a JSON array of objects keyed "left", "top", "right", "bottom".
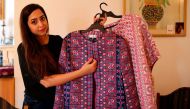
[{"left": 27, "top": 9, "right": 48, "bottom": 37}]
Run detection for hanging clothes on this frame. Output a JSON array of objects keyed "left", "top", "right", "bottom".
[
  {"left": 105, "top": 14, "right": 160, "bottom": 109},
  {"left": 54, "top": 30, "right": 141, "bottom": 109}
]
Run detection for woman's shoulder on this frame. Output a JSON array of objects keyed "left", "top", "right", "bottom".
[
  {"left": 48, "top": 35, "right": 63, "bottom": 46},
  {"left": 49, "top": 35, "right": 62, "bottom": 39},
  {"left": 17, "top": 43, "right": 24, "bottom": 52},
  {"left": 17, "top": 43, "right": 25, "bottom": 57},
  {"left": 49, "top": 35, "right": 63, "bottom": 42}
]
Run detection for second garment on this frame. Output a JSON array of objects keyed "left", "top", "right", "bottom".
[{"left": 54, "top": 30, "right": 141, "bottom": 109}]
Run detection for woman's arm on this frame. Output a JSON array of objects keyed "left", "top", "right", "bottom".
[{"left": 40, "top": 58, "right": 97, "bottom": 88}]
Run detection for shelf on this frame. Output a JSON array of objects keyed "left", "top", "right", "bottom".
[{"left": 0, "top": 45, "right": 14, "bottom": 49}]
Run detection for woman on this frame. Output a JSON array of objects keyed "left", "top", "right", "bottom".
[{"left": 17, "top": 4, "right": 97, "bottom": 109}]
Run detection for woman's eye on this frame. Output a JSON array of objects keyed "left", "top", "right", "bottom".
[
  {"left": 31, "top": 20, "right": 37, "bottom": 25},
  {"left": 40, "top": 16, "right": 46, "bottom": 21}
]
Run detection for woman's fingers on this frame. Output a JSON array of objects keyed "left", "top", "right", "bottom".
[
  {"left": 91, "top": 59, "right": 97, "bottom": 66},
  {"left": 85, "top": 58, "right": 93, "bottom": 64}
]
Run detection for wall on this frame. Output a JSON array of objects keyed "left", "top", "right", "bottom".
[
  {"left": 14, "top": 0, "right": 190, "bottom": 108},
  {"left": 152, "top": 0, "right": 190, "bottom": 94}
]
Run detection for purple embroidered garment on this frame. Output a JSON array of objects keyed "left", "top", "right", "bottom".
[{"left": 54, "top": 30, "right": 140, "bottom": 109}]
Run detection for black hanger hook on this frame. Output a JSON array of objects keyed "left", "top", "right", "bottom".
[
  {"left": 100, "top": 2, "right": 108, "bottom": 12},
  {"left": 99, "top": 2, "right": 107, "bottom": 17},
  {"left": 99, "top": 2, "right": 122, "bottom": 18}
]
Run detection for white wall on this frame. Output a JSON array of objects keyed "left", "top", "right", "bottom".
[
  {"left": 14, "top": 0, "right": 190, "bottom": 108},
  {"left": 152, "top": 1, "right": 190, "bottom": 95}
]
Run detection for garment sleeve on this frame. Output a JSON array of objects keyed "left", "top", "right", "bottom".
[{"left": 139, "top": 18, "right": 160, "bottom": 70}]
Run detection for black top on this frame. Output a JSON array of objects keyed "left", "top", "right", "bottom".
[{"left": 17, "top": 35, "right": 63, "bottom": 107}]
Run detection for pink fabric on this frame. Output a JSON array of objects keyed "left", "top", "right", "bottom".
[{"left": 106, "top": 14, "right": 160, "bottom": 109}]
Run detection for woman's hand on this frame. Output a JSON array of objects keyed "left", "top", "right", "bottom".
[
  {"left": 94, "top": 16, "right": 107, "bottom": 26},
  {"left": 80, "top": 58, "right": 97, "bottom": 75},
  {"left": 40, "top": 58, "right": 97, "bottom": 88}
]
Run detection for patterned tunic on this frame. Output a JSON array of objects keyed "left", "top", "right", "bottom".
[
  {"left": 54, "top": 30, "right": 140, "bottom": 109},
  {"left": 105, "top": 14, "right": 160, "bottom": 109}
]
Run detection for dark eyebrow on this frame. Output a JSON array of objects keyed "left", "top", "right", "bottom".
[
  {"left": 30, "top": 14, "right": 45, "bottom": 21},
  {"left": 40, "top": 15, "right": 46, "bottom": 18},
  {"left": 40, "top": 14, "right": 46, "bottom": 19}
]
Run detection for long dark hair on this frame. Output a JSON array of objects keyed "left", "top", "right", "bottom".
[{"left": 20, "top": 4, "right": 59, "bottom": 79}]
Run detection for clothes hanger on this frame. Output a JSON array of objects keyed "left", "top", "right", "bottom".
[
  {"left": 80, "top": 13, "right": 105, "bottom": 33},
  {"left": 81, "top": 2, "right": 122, "bottom": 33},
  {"left": 99, "top": 2, "right": 122, "bottom": 18}
]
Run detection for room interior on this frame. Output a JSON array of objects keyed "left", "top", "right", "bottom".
[{"left": 0, "top": 0, "right": 190, "bottom": 109}]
